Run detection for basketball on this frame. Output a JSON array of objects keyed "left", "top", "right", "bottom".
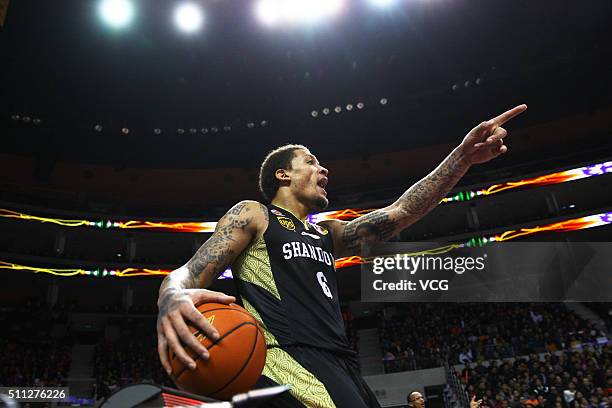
[{"left": 169, "top": 302, "right": 267, "bottom": 400}]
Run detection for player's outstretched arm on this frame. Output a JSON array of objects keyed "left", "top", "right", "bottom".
[
  {"left": 325, "top": 104, "right": 527, "bottom": 258},
  {"left": 156, "top": 200, "right": 268, "bottom": 374}
]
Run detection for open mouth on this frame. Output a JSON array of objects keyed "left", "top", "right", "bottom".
[{"left": 317, "top": 177, "right": 328, "bottom": 195}]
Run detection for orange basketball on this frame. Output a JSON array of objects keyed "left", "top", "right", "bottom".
[{"left": 169, "top": 303, "right": 267, "bottom": 400}]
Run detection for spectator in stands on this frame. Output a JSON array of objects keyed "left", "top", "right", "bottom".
[
  {"left": 564, "top": 383, "right": 577, "bottom": 404},
  {"left": 407, "top": 391, "right": 426, "bottom": 408},
  {"left": 408, "top": 390, "right": 483, "bottom": 408},
  {"left": 460, "top": 349, "right": 474, "bottom": 364}
]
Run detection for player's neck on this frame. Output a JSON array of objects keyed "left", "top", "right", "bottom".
[{"left": 271, "top": 196, "right": 309, "bottom": 221}]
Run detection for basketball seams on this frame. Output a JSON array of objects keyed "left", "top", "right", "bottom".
[
  {"left": 170, "top": 304, "right": 267, "bottom": 398},
  {"left": 195, "top": 305, "right": 257, "bottom": 325},
  {"left": 208, "top": 323, "right": 261, "bottom": 397},
  {"left": 172, "top": 321, "right": 258, "bottom": 381},
  {"left": 172, "top": 306, "right": 257, "bottom": 361},
  {"left": 188, "top": 306, "right": 260, "bottom": 345}
]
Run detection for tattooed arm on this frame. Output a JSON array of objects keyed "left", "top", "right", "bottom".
[
  {"left": 157, "top": 200, "right": 269, "bottom": 374},
  {"left": 324, "top": 104, "right": 527, "bottom": 258},
  {"left": 323, "top": 147, "right": 470, "bottom": 257}
]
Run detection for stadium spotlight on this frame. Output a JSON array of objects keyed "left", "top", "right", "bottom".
[
  {"left": 322, "top": 108, "right": 330, "bottom": 115},
  {"left": 177, "top": 128, "right": 185, "bottom": 134},
  {"left": 174, "top": 2, "right": 204, "bottom": 34},
  {"left": 98, "top": 0, "right": 135, "bottom": 29},
  {"left": 255, "top": 0, "right": 344, "bottom": 26},
  {"left": 201, "top": 128, "right": 208, "bottom": 134},
  {"left": 247, "top": 122, "right": 255, "bottom": 128},
  {"left": 94, "top": 124, "right": 103, "bottom": 132},
  {"left": 356, "top": 102, "right": 364, "bottom": 109},
  {"left": 311, "top": 110, "right": 319, "bottom": 117},
  {"left": 380, "top": 98, "right": 388, "bottom": 105},
  {"left": 346, "top": 104, "right": 353, "bottom": 111},
  {"left": 255, "top": 0, "right": 281, "bottom": 26},
  {"left": 154, "top": 128, "right": 162, "bottom": 134},
  {"left": 121, "top": 127, "right": 130, "bottom": 134},
  {"left": 334, "top": 106, "right": 342, "bottom": 113}
]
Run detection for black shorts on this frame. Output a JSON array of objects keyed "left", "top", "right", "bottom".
[{"left": 255, "top": 345, "right": 381, "bottom": 408}]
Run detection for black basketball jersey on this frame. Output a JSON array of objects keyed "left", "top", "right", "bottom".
[{"left": 232, "top": 204, "right": 351, "bottom": 354}]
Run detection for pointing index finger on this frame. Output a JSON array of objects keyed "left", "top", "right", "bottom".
[{"left": 490, "top": 104, "right": 527, "bottom": 126}]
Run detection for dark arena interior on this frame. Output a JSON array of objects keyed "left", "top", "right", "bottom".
[{"left": 0, "top": 0, "right": 611, "bottom": 407}]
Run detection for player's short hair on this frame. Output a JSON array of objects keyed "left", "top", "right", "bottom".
[{"left": 258, "top": 144, "right": 308, "bottom": 202}]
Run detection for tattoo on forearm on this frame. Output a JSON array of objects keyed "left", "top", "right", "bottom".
[
  {"left": 186, "top": 201, "right": 253, "bottom": 285},
  {"left": 396, "top": 148, "right": 469, "bottom": 218},
  {"left": 341, "top": 148, "right": 469, "bottom": 252},
  {"left": 342, "top": 211, "right": 398, "bottom": 251}
]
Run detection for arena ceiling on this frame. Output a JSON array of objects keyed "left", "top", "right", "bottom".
[{"left": 2, "top": 0, "right": 612, "bottom": 169}]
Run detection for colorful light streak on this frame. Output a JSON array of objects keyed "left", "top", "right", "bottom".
[
  {"left": 333, "top": 244, "right": 460, "bottom": 268},
  {"left": 308, "top": 208, "right": 376, "bottom": 224},
  {"left": 2, "top": 161, "right": 610, "bottom": 230},
  {"left": 0, "top": 209, "right": 92, "bottom": 227},
  {"left": 0, "top": 209, "right": 218, "bottom": 233},
  {"left": 0, "top": 261, "right": 234, "bottom": 279},
  {"left": 333, "top": 212, "right": 612, "bottom": 267},
  {"left": 441, "top": 161, "right": 612, "bottom": 203},
  {"left": 2, "top": 212, "right": 610, "bottom": 278},
  {"left": 118, "top": 220, "right": 217, "bottom": 233},
  {"left": 489, "top": 211, "right": 612, "bottom": 243}
]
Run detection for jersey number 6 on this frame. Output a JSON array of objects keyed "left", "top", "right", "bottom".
[{"left": 316, "top": 271, "right": 333, "bottom": 299}]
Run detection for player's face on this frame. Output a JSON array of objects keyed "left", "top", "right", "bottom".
[{"left": 287, "top": 149, "right": 329, "bottom": 211}]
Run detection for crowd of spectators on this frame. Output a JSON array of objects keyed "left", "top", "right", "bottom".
[
  {"left": 94, "top": 338, "right": 173, "bottom": 400},
  {"left": 0, "top": 297, "right": 72, "bottom": 388},
  {"left": 458, "top": 345, "right": 611, "bottom": 408},
  {"left": 2, "top": 293, "right": 608, "bottom": 405},
  {"left": 0, "top": 340, "right": 72, "bottom": 388},
  {"left": 380, "top": 303, "right": 607, "bottom": 373},
  {"left": 93, "top": 317, "right": 172, "bottom": 400}
]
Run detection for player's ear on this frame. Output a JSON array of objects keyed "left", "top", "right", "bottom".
[{"left": 275, "top": 168, "right": 290, "bottom": 182}]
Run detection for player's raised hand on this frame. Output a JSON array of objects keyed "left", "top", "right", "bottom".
[
  {"left": 157, "top": 287, "right": 235, "bottom": 375},
  {"left": 460, "top": 104, "right": 527, "bottom": 165}
]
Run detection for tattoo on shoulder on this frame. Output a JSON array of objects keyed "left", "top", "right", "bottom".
[
  {"left": 341, "top": 210, "right": 398, "bottom": 251},
  {"left": 186, "top": 201, "right": 253, "bottom": 284},
  {"left": 258, "top": 203, "right": 269, "bottom": 223}
]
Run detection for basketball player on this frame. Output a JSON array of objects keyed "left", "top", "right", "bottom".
[
  {"left": 156, "top": 104, "right": 527, "bottom": 407},
  {"left": 407, "top": 391, "right": 482, "bottom": 408}
]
